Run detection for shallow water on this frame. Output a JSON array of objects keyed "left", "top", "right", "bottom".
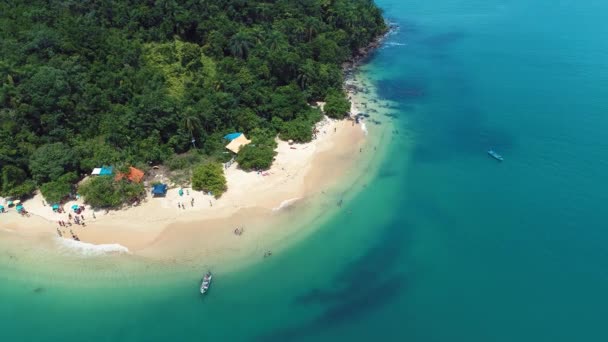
[{"left": 3, "top": 0, "right": 608, "bottom": 340}]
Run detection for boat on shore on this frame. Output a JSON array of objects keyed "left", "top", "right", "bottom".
[
  {"left": 487, "top": 150, "right": 504, "bottom": 161},
  {"left": 200, "top": 272, "right": 212, "bottom": 294}
]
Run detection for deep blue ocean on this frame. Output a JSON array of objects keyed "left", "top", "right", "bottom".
[{"left": 2, "top": 0, "right": 608, "bottom": 341}]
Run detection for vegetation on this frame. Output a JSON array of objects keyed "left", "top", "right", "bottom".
[
  {"left": 191, "top": 163, "right": 227, "bottom": 198},
  {"left": 324, "top": 89, "right": 351, "bottom": 119},
  {"left": 237, "top": 128, "right": 278, "bottom": 171},
  {"left": 0, "top": 0, "right": 387, "bottom": 199},
  {"left": 40, "top": 172, "right": 78, "bottom": 203},
  {"left": 79, "top": 177, "right": 145, "bottom": 208}
]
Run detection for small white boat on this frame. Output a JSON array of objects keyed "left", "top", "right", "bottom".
[
  {"left": 487, "top": 150, "right": 504, "bottom": 161},
  {"left": 200, "top": 272, "right": 212, "bottom": 294}
]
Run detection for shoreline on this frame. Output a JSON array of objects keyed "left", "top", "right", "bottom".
[{"left": 0, "top": 40, "right": 399, "bottom": 280}]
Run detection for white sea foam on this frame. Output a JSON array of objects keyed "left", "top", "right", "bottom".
[
  {"left": 360, "top": 122, "right": 368, "bottom": 135},
  {"left": 385, "top": 42, "right": 407, "bottom": 47},
  {"left": 272, "top": 197, "right": 301, "bottom": 211},
  {"left": 55, "top": 238, "right": 130, "bottom": 256}
]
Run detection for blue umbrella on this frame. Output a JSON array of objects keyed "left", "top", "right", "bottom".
[
  {"left": 52, "top": 204, "right": 60, "bottom": 210},
  {"left": 178, "top": 188, "right": 184, "bottom": 196},
  {"left": 16, "top": 204, "right": 23, "bottom": 212},
  {"left": 71, "top": 204, "right": 79, "bottom": 211}
]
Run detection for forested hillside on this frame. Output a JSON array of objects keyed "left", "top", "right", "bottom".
[{"left": 0, "top": 0, "right": 386, "bottom": 199}]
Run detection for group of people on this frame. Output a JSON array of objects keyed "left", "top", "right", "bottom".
[
  {"left": 177, "top": 197, "right": 195, "bottom": 209},
  {"left": 56, "top": 206, "right": 94, "bottom": 241},
  {"left": 58, "top": 212, "right": 86, "bottom": 228},
  {"left": 233, "top": 227, "right": 244, "bottom": 236}
]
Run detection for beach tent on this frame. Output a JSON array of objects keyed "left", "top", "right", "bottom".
[
  {"left": 226, "top": 134, "right": 252, "bottom": 154},
  {"left": 115, "top": 166, "right": 145, "bottom": 183},
  {"left": 91, "top": 168, "right": 102, "bottom": 175},
  {"left": 223, "top": 132, "right": 243, "bottom": 141},
  {"left": 152, "top": 184, "right": 168, "bottom": 197},
  {"left": 99, "top": 166, "right": 113, "bottom": 176}
]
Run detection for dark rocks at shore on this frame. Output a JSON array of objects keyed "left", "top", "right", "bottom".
[{"left": 342, "top": 23, "right": 399, "bottom": 74}]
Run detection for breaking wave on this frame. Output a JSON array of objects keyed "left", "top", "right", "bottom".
[
  {"left": 272, "top": 197, "right": 301, "bottom": 211},
  {"left": 55, "top": 238, "right": 130, "bottom": 256}
]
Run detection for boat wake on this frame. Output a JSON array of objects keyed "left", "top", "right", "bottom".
[
  {"left": 384, "top": 41, "right": 407, "bottom": 47},
  {"left": 272, "top": 197, "right": 301, "bottom": 212},
  {"left": 55, "top": 238, "right": 130, "bottom": 256}
]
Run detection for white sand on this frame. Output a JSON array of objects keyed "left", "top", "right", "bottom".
[{"left": 1, "top": 117, "right": 367, "bottom": 255}]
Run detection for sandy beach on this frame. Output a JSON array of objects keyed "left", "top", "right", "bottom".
[
  {"left": 1, "top": 115, "right": 371, "bottom": 258},
  {"left": 0, "top": 59, "right": 399, "bottom": 276}
]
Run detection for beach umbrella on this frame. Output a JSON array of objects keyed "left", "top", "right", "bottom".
[
  {"left": 16, "top": 204, "right": 23, "bottom": 212},
  {"left": 71, "top": 204, "right": 79, "bottom": 211},
  {"left": 7, "top": 201, "right": 13, "bottom": 207},
  {"left": 0, "top": 205, "right": 5, "bottom": 212},
  {"left": 178, "top": 188, "right": 184, "bottom": 196},
  {"left": 52, "top": 204, "right": 60, "bottom": 211}
]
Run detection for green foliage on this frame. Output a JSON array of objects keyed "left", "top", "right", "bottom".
[
  {"left": 234, "top": 127, "right": 278, "bottom": 171},
  {"left": 1, "top": 165, "right": 36, "bottom": 198},
  {"left": 191, "top": 163, "right": 227, "bottom": 198},
  {"left": 324, "top": 90, "right": 351, "bottom": 119},
  {"left": 79, "top": 177, "right": 145, "bottom": 208},
  {"left": 0, "top": 0, "right": 386, "bottom": 196},
  {"left": 40, "top": 172, "right": 77, "bottom": 203},
  {"left": 278, "top": 108, "right": 323, "bottom": 143},
  {"left": 29, "top": 143, "right": 77, "bottom": 184},
  {"left": 166, "top": 152, "right": 204, "bottom": 171}
]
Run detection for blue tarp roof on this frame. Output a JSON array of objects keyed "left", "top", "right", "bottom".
[
  {"left": 152, "top": 184, "right": 168, "bottom": 195},
  {"left": 99, "top": 166, "right": 113, "bottom": 176},
  {"left": 224, "top": 132, "right": 242, "bottom": 141}
]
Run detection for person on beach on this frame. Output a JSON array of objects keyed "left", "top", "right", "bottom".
[
  {"left": 191, "top": 198, "right": 194, "bottom": 207},
  {"left": 209, "top": 200, "right": 212, "bottom": 207},
  {"left": 92, "top": 212, "right": 96, "bottom": 219}
]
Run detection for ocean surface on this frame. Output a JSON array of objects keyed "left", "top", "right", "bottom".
[{"left": 2, "top": 0, "right": 608, "bottom": 340}]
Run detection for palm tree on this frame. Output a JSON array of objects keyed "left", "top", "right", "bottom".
[
  {"left": 304, "top": 18, "right": 321, "bottom": 42},
  {"left": 229, "top": 32, "right": 254, "bottom": 59},
  {"left": 297, "top": 61, "right": 316, "bottom": 90},
  {"left": 182, "top": 114, "right": 201, "bottom": 148},
  {"left": 266, "top": 31, "right": 286, "bottom": 52}
]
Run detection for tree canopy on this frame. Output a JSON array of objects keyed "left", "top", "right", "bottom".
[
  {"left": 191, "top": 163, "right": 227, "bottom": 198},
  {"left": 0, "top": 0, "right": 386, "bottom": 199},
  {"left": 79, "top": 177, "right": 145, "bottom": 208}
]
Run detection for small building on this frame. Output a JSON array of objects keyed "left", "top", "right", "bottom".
[
  {"left": 115, "top": 167, "right": 145, "bottom": 183},
  {"left": 226, "top": 134, "right": 251, "bottom": 154},
  {"left": 151, "top": 184, "right": 168, "bottom": 197},
  {"left": 92, "top": 166, "right": 113, "bottom": 176}
]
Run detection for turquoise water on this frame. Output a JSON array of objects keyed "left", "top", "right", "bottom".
[{"left": 3, "top": 0, "right": 608, "bottom": 340}]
